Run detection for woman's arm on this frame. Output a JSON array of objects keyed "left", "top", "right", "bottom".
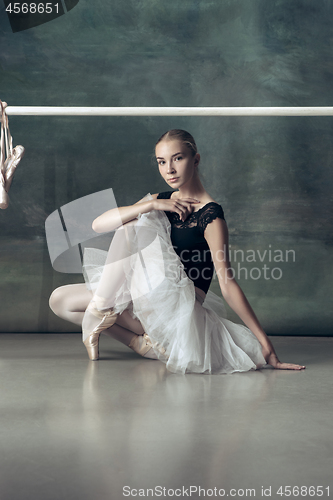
[
  {"left": 92, "top": 194, "right": 201, "bottom": 233},
  {"left": 204, "top": 218, "right": 305, "bottom": 370},
  {"left": 92, "top": 195, "right": 157, "bottom": 233}
]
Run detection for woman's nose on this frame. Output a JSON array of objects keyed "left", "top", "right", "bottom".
[{"left": 166, "top": 161, "right": 176, "bottom": 173}]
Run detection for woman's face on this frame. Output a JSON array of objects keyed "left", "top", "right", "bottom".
[{"left": 155, "top": 139, "right": 199, "bottom": 189}]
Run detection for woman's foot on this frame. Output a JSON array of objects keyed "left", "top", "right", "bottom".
[
  {"left": 83, "top": 302, "right": 118, "bottom": 361},
  {"left": 128, "top": 333, "right": 158, "bottom": 359}
]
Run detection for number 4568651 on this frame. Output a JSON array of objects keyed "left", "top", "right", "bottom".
[
  {"left": 6, "top": 3, "right": 60, "bottom": 14},
  {"left": 276, "top": 486, "right": 330, "bottom": 497}
]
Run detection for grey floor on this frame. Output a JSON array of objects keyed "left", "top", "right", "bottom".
[{"left": 0, "top": 334, "right": 332, "bottom": 500}]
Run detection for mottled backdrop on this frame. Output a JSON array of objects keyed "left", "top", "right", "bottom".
[{"left": 0, "top": 0, "right": 332, "bottom": 334}]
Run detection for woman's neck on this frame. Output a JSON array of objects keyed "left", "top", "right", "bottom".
[{"left": 177, "top": 174, "right": 207, "bottom": 200}]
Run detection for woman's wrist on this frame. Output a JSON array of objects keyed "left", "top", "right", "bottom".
[
  {"left": 261, "top": 340, "right": 278, "bottom": 360},
  {"left": 149, "top": 199, "right": 156, "bottom": 212},
  {"left": 260, "top": 338, "right": 275, "bottom": 353},
  {"left": 139, "top": 199, "right": 155, "bottom": 214}
]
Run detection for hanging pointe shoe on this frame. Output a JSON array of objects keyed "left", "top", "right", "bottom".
[
  {"left": 83, "top": 303, "right": 118, "bottom": 361},
  {"left": 4, "top": 145, "right": 25, "bottom": 193},
  {"left": 0, "top": 172, "right": 9, "bottom": 209},
  {"left": 128, "top": 333, "right": 168, "bottom": 360}
]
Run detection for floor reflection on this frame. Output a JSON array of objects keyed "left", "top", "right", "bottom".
[
  {"left": 1, "top": 334, "right": 331, "bottom": 500},
  {"left": 81, "top": 357, "right": 280, "bottom": 492}
]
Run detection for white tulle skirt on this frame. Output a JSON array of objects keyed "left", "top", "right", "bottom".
[{"left": 82, "top": 195, "right": 266, "bottom": 374}]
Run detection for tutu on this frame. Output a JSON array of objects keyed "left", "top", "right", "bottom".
[{"left": 82, "top": 194, "right": 267, "bottom": 374}]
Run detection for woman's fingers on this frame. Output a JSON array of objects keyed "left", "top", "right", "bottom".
[
  {"left": 175, "top": 198, "right": 200, "bottom": 207},
  {"left": 276, "top": 362, "right": 306, "bottom": 370},
  {"left": 180, "top": 198, "right": 200, "bottom": 203},
  {"left": 175, "top": 199, "right": 200, "bottom": 220},
  {"left": 154, "top": 198, "right": 200, "bottom": 221},
  {"left": 265, "top": 351, "right": 306, "bottom": 370},
  {"left": 174, "top": 201, "right": 194, "bottom": 221}
]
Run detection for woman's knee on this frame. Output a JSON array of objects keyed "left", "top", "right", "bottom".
[
  {"left": 49, "top": 284, "right": 92, "bottom": 316},
  {"left": 49, "top": 286, "right": 68, "bottom": 314}
]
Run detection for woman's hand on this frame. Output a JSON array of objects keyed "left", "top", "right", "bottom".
[
  {"left": 153, "top": 197, "right": 200, "bottom": 222},
  {"left": 262, "top": 346, "right": 306, "bottom": 370}
]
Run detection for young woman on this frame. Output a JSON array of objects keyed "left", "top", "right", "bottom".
[{"left": 50, "top": 129, "right": 305, "bottom": 374}]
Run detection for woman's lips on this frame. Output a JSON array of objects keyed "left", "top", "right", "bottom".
[{"left": 168, "top": 177, "right": 179, "bottom": 183}]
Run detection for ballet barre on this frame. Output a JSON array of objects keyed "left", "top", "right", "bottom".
[{"left": 3, "top": 106, "right": 333, "bottom": 116}]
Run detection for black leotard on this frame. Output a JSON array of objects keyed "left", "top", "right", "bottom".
[{"left": 157, "top": 191, "right": 225, "bottom": 294}]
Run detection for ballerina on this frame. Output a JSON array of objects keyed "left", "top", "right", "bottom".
[{"left": 50, "top": 129, "right": 305, "bottom": 373}]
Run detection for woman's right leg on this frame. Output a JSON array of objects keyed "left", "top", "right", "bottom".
[
  {"left": 49, "top": 284, "right": 147, "bottom": 347},
  {"left": 49, "top": 219, "right": 158, "bottom": 359}
]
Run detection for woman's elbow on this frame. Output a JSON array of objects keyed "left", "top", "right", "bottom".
[{"left": 218, "top": 276, "right": 238, "bottom": 300}]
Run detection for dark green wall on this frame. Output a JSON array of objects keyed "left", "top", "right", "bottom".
[{"left": 0, "top": 0, "right": 332, "bottom": 334}]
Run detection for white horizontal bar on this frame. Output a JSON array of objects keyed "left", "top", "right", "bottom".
[{"left": 3, "top": 106, "right": 333, "bottom": 116}]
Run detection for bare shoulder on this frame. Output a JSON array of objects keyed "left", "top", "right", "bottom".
[
  {"left": 202, "top": 192, "right": 219, "bottom": 204},
  {"left": 194, "top": 194, "right": 219, "bottom": 211}
]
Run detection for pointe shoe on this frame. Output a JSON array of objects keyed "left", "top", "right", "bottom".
[
  {"left": 0, "top": 172, "right": 9, "bottom": 210},
  {"left": 83, "top": 304, "right": 118, "bottom": 361},
  {"left": 128, "top": 333, "right": 157, "bottom": 359},
  {"left": 128, "top": 333, "right": 168, "bottom": 360},
  {"left": 4, "top": 145, "right": 25, "bottom": 193}
]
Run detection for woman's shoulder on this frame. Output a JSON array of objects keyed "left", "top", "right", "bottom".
[
  {"left": 197, "top": 200, "right": 225, "bottom": 234},
  {"left": 187, "top": 191, "right": 222, "bottom": 212},
  {"left": 193, "top": 195, "right": 219, "bottom": 211}
]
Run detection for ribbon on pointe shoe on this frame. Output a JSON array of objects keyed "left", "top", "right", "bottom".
[{"left": 129, "top": 333, "right": 168, "bottom": 360}]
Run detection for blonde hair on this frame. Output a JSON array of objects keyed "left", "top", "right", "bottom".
[{"left": 156, "top": 129, "right": 198, "bottom": 157}]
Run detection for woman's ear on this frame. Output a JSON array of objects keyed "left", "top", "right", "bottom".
[{"left": 194, "top": 153, "right": 200, "bottom": 166}]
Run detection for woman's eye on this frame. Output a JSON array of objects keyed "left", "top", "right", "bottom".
[
  {"left": 175, "top": 156, "right": 182, "bottom": 161},
  {"left": 158, "top": 160, "right": 165, "bottom": 165}
]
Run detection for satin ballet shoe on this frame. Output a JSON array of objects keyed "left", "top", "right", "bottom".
[
  {"left": 0, "top": 172, "right": 9, "bottom": 209},
  {"left": 128, "top": 333, "right": 158, "bottom": 359},
  {"left": 128, "top": 333, "right": 168, "bottom": 360},
  {"left": 149, "top": 337, "right": 168, "bottom": 360},
  {"left": 83, "top": 304, "right": 118, "bottom": 361},
  {"left": 4, "top": 145, "right": 25, "bottom": 193}
]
